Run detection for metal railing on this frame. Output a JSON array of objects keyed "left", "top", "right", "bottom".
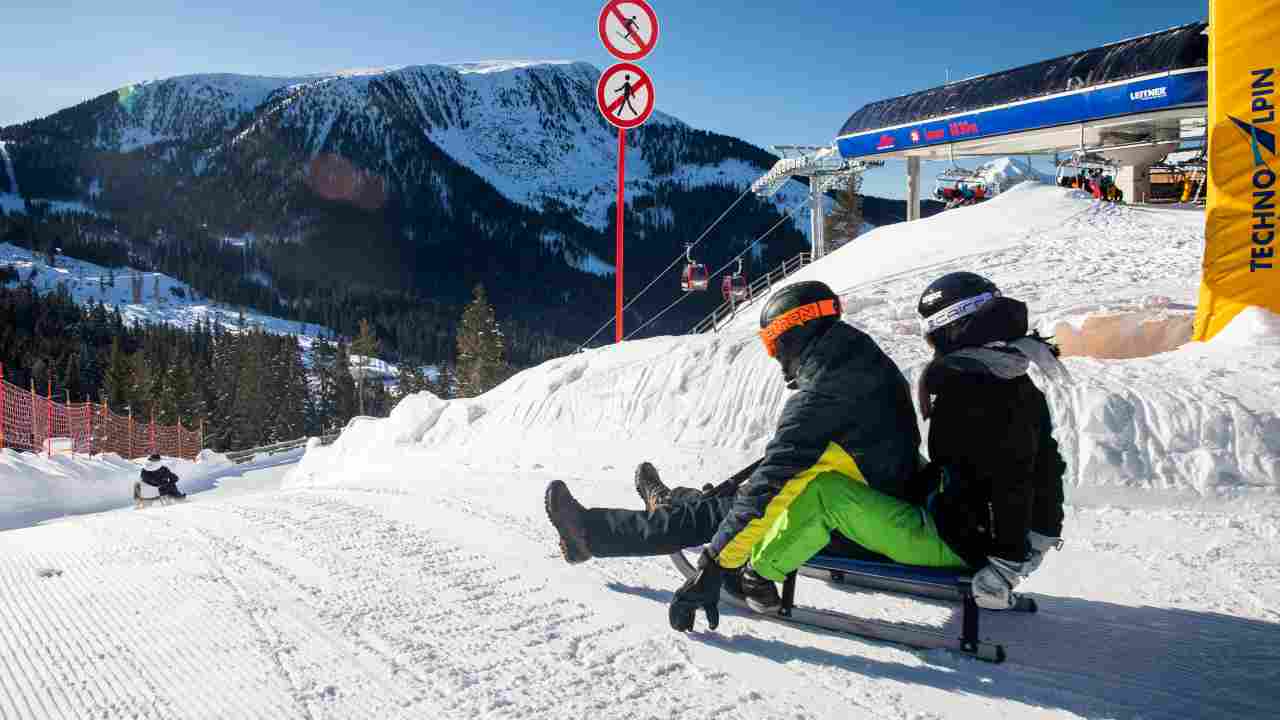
[
  {"left": 225, "top": 432, "right": 341, "bottom": 465},
  {"left": 691, "top": 252, "right": 811, "bottom": 334}
]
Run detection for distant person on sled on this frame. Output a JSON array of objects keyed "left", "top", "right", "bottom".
[
  {"left": 546, "top": 281, "right": 927, "bottom": 619},
  {"left": 139, "top": 454, "right": 187, "bottom": 500}
]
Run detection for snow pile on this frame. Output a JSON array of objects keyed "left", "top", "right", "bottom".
[
  {"left": 1205, "top": 306, "right": 1280, "bottom": 347},
  {"left": 0, "top": 450, "right": 230, "bottom": 530},
  {"left": 291, "top": 187, "right": 1280, "bottom": 504}
]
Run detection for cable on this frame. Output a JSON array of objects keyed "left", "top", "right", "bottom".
[
  {"left": 624, "top": 203, "right": 801, "bottom": 341},
  {"left": 578, "top": 185, "right": 756, "bottom": 349}
]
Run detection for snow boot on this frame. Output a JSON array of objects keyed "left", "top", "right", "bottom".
[
  {"left": 545, "top": 481, "right": 592, "bottom": 564},
  {"left": 738, "top": 564, "right": 782, "bottom": 613},
  {"left": 161, "top": 483, "right": 187, "bottom": 500},
  {"left": 634, "top": 462, "right": 672, "bottom": 513}
]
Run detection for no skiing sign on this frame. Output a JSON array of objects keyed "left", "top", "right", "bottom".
[{"left": 598, "top": 0, "right": 660, "bottom": 62}]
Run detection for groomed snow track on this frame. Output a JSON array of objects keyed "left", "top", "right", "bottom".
[{"left": 2, "top": 478, "right": 1278, "bottom": 719}]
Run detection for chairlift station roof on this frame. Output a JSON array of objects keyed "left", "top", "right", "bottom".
[{"left": 835, "top": 22, "right": 1208, "bottom": 161}]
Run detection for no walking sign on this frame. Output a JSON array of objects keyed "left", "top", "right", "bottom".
[
  {"left": 596, "top": 0, "right": 659, "bottom": 343},
  {"left": 596, "top": 63, "right": 655, "bottom": 130}
]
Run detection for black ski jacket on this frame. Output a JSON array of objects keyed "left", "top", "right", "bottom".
[
  {"left": 707, "top": 322, "right": 922, "bottom": 569},
  {"left": 922, "top": 354, "right": 1066, "bottom": 567},
  {"left": 140, "top": 466, "right": 180, "bottom": 488}
]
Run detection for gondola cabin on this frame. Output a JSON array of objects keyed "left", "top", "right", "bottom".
[
  {"left": 681, "top": 263, "right": 709, "bottom": 292},
  {"left": 721, "top": 273, "right": 749, "bottom": 302}
]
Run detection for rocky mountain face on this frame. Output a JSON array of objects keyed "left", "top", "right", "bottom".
[{"left": 0, "top": 62, "right": 910, "bottom": 359}]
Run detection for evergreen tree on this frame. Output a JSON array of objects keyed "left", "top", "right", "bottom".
[
  {"left": 351, "top": 318, "right": 380, "bottom": 416},
  {"left": 332, "top": 340, "right": 358, "bottom": 425},
  {"left": 310, "top": 336, "right": 338, "bottom": 433},
  {"left": 454, "top": 284, "right": 509, "bottom": 397},
  {"left": 101, "top": 337, "right": 133, "bottom": 411},
  {"left": 825, "top": 173, "right": 866, "bottom": 252}
]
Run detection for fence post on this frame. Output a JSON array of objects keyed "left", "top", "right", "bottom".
[
  {"left": 46, "top": 373, "right": 52, "bottom": 457},
  {"left": 199, "top": 419, "right": 204, "bottom": 453},
  {"left": 30, "top": 379, "right": 37, "bottom": 454},
  {"left": 128, "top": 407, "right": 133, "bottom": 459},
  {"left": 0, "top": 362, "right": 5, "bottom": 451},
  {"left": 150, "top": 405, "right": 156, "bottom": 455},
  {"left": 86, "top": 395, "right": 92, "bottom": 455},
  {"left": 178, "top": 417, "right": 184, "bottom": 459}
]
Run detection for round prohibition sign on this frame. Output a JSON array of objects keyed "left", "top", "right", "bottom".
[
  {"left": 597, "top": 63, "right": 655, "bottom": 129},
  {"left": 598, "top": 0, "right": 660, "bottom": 61}
]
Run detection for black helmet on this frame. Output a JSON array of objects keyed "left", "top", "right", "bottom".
[
  {"left": 918, "top": 272, "right": 1027, "bottom": 352},
  {"left": 147, "top": 453, "right": 162, "bottom": 463},
  {"left": 759, "top": 281, "right": 841, "bottom": 384}
]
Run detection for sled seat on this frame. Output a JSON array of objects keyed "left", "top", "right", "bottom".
[{"left": 803, "top": 555, "right": 974, "bottom": 602}]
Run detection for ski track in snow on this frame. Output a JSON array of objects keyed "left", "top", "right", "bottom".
[{"left": 0, "top": 477, "right": 1276, "bottom": 719}]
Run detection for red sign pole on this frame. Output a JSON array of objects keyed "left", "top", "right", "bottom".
[
  {"left": 616, "top": 127, "right": 626, "bottom": 342},
  {"left": 598, "top": 1, "right": 657, "bottom": 344}
]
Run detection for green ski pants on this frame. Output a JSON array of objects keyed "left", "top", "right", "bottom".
[{"left": 749, "top": 472, "right": 969, "bottom": 582}]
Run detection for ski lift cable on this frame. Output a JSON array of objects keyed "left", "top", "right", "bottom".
[
  {"left": 623, "top": 203, "right": 801, "bottom": 341},
  {"left": 578, "top": 185, "right": 756, "bottom": 349}
]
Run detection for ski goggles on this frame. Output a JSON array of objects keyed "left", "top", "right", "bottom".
[
  {"left": 759, "top": 299, "right": 840, "bottom": 358},
  {"left": 920, "top": 291, "right": 999, "bottom": 335}
]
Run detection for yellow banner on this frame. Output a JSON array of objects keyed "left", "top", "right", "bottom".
[{"left": 1194, "top": 1, "right": 1280, "bottom": 340}]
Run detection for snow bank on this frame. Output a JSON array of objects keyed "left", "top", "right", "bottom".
[
  {"left": 290, "top": 188, "right": 1280, "bottom": 505},
  {"left": 1206, "top": 306, "right": 1280, "bottom": 347},
  {"left": 0, "top": 450, "right": 230, "bottom": 530}
]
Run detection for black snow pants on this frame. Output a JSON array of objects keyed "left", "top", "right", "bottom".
[{"left": 581, "top": 489, "right": 888, "bottom": 562}]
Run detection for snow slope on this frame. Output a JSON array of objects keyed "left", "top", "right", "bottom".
[
  {"left": 1, "top": 242, "right": 395, "bottom": 376},
  {"left": 2, "top": 184, "right": 1278, "bottom": 718}
]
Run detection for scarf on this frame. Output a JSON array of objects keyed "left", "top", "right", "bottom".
[{"left": 917, "top": 336, "right": 1070, "bottom": 419}]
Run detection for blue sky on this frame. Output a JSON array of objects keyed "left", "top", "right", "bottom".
[{"left": 3, "top": 1, "right": 1206, "bottom": 198}]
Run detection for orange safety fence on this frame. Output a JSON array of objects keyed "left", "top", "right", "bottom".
[{"left": 0, "top": 364, "right": 201, "bottom": 460}]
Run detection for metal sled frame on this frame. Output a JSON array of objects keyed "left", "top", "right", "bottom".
[{"left": 671, "top": 550, "right": 1037, "bottom": 663}]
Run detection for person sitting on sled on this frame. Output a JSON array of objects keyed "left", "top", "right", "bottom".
[
  {"left": 140, "top": 454, "right": 187, "bottom": 500},
  {"left": 545, "top": 280, "right": 927, "bottom": 619},
  {"left": 665, "top": 272, "right": 1068, "bottom": 631}
]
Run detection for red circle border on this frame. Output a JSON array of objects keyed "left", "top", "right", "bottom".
[{"left": 596, "top": 62, "right": 655, "bottom": 129}]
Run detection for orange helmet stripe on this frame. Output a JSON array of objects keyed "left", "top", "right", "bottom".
[{"left": 758, "top": 299, "right": 839, "bottom": 357}]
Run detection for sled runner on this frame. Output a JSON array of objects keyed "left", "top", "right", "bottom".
[{"left": 671, "top": 549, "right": 1036, "bottom": 663}]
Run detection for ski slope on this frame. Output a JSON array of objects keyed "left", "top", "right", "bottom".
[{"left": 2, "top": 183, "right": 1278, "bottom": 719}]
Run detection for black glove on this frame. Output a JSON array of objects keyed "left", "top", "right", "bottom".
[{"left": 670, "top": 550, "right": 722, "bottom": 631}]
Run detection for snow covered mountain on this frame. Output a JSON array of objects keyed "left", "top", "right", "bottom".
[
  {"left": 33, "top": 61, "right": 808, "bottom": 230},
  {"left": 974, "top": 156, "right": 1054, "bottom": 192},
  {"left": 1, "top": 62, "right": 823, "bottom": 339}
]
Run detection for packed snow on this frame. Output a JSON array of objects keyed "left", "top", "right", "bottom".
[{"left": 2, "top": 181, "right": 1278, "bottom": 719}]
